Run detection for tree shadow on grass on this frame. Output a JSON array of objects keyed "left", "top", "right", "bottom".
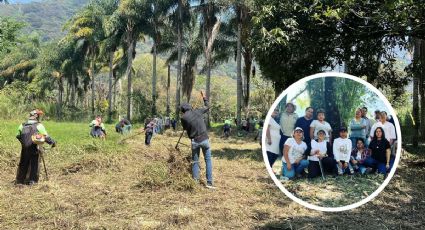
[{"left": 212, "top": 147, "right": 263, "bottom": 162}]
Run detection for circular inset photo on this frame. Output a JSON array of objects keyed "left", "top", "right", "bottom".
[{"left": 262, "top": 72, "right": 402, "bottom": 212}]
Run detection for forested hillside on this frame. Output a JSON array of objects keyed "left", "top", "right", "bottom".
[{"left": 0, "top": 0, "right": 88, "bottom": 41}]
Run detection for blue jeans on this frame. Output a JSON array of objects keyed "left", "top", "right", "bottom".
[
  {"left": 364, "top": 156, "right": 394, "bottom": 174},
  {"left": 281, "top": 160, "right": 309, "bottom": 179},
  {"left": 192, "top": 139, "right": 213, "bottom": 185}
]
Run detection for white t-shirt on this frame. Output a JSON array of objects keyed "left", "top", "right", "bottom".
[
  {"left": 333, "top": 138, "right": 352, "bottom": 162},
  {"left": 282, "top": 138, "right": 307, "bottom": 164},
  {"left": 265, "top": 118, "right": 281, "bottom": 155},
  {"left": 309, "top": 140, "right": 327, "bottom": 161},
  {"left": 310, "top": 120, "right": 332, "bottom": 141},
  {"left": 369, "top": 121, "right": 396, "bottom": 143},
  {"left": 354, "top": 150, "right": 362, "bottom": 161}
]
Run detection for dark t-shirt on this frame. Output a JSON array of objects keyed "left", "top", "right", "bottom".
[
  {"left": 295, "top": 116, "right": 313, "bottom": 141},
  {"left": 181, "top": 100, "right": 210, "bottom": 142},
  {"left": 369, "top": 138, "right": 391, "bottom": 163}
]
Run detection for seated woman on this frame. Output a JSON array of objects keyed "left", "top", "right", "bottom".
[
  {"left": 350, "top": 138, "right": 371, "bottom": 174},
  {"left": 89, "top": 115, "right": 106, "bottom": 139},
  {"left": 308, "top": 129, "right": 335, "bottom": 178},
  {"left": 365, "top": 127, "right": 392, "bottom": 174},
  {"left": 281, "top": 127, "right": 309, "bottom": 180}
]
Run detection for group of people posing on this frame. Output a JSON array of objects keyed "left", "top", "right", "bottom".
[{"left": 265, "top": 102, "right": 398, "bottom": 180}]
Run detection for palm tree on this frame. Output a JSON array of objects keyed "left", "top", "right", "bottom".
[
  {"left": 65, "top": 1, "right": 107, "bottom": 116},
  {"left": 157, "top": 12, "right": 203, "bottom": 103},
  {"left": 115, "top": 0, "right": 149, "bottom": 121},
  {"left": 197, "top": 0, "right": 223, "bottom": 127},
  {"left": 97, "top": 0, "right": 122, "bottom": 122},
  {"left": 145, "top": 0, "right": 172, "bottom": 116}
]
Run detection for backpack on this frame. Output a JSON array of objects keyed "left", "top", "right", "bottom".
[{"left": 20, "top": 122, "right": 39, "bottom": 148}]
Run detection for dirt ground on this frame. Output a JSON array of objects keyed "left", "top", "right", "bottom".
[{"left": 0, "top": 131, "right": 424, "bottom": 229}]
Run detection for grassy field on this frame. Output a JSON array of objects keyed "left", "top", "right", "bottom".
[{"left": 0, "top": 121, "right": 424, "bottom": 229}]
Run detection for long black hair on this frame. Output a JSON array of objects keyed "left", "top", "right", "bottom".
[{"left": 372, "top": 127, "right": 386, "bottom": 142}]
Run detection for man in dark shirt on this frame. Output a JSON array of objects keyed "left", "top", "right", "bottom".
[
  {"left": 180, "top": 93, "right": 214, "bottom": 189},
  {"left": 295, "top": 107, "right": 314, "bottom": 158}
]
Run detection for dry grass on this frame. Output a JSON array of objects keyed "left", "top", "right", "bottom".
[{"left": 0, "top": 122, "right": 425, "bottom": 229}]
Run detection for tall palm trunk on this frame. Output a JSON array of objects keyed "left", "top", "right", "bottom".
[
  {"left": 70, "top": 72, "right": 76, "bottom": 107},
  {"left": 413, "top": 39, "right": 420, "bottom": 147},
  {"left": 236, "top": 6, "right": 242, "bottom": 128},
  {"left": 107, "top": 51, "right": 114, "bottom": 122},
  {"left": 57, "top": 77, "right": 64, "bottom": 120},
  {"left": 152, "top": 41, "right": 157, "bottom": 115},
  {"left": 243, "top": 51, "right": 252, "bottom": 108},
  {"left": 166, "top": 64, "right": 170, "bottom": 117},
  {"left": 206, "top": 54, "right": 211, "bottom": 126},
  {"left": 90, "top": 53, "right": 96, "bottom": 116},
  {"left": 126, "top": 34, "right": 135, "bottom": 121},
  {"left": 420, "top": 39, "right": 425, "bottom": 141},
  {"left": 175, "top": 0, "right": 183, "bottom": 123}
]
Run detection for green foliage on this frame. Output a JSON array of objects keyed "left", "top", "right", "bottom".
[
  {"left": 0, "top": 17, "right": 25, "bottom": 55},
  {"left": 0, "top": 0, "right": 89, "bottom": 41}
]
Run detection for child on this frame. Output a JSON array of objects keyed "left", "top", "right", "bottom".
[{"left": 333, "top": 127, "right": 353, "bottom": 175}]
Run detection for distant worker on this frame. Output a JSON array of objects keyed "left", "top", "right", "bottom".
[
  {"left": 15, "top": 109, "right": 56, "bottom": 185},
  {"left": 143, "top": 118, "right": 156, "bottom": 146},
  {"left": 180, "top": 92, "right": 214, "bottom": 189},
  {"left": 89, "top": 115, "right": 106, "bottom": 139},
  {"left": 115, "top": 116, "right": 132, "bottom": 134},
  {"left": 223, "top": 119, "right": 231, "bottom": 138}
]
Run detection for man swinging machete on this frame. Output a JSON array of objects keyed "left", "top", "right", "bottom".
[
  {"left": 180, "top": 91, "right": 215, "bottom": 189},
  {"left": 15, "top": 109, "right": 56, "bottom": 185}
]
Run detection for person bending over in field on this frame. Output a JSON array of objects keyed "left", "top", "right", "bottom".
[
  {"left": 16, "top": 109, "right": 56, "bottom": 185},
  {"left": 115, "top": 117, "right": 132, "bottom": 134},
  {"left": 180, "top": 93, "right": 214, "bottom": 189},
  {"left": 89, "top": 115, "right": 106, "bottom": 139},
  {"left": 143, "top": 118, "right": 156, "bottom": 146}
]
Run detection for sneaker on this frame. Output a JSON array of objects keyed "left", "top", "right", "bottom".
[
  {"left": 280, "top": 176, "right": 289, "bottom": 181},
  {"left": 27, "top": 181, "right": 36, "bottom": 186},
  {"left": 206, "top": 183, "right": 216, "bottom": 189}
]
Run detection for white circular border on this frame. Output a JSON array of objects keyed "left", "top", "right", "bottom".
[{"left": 261, "top": 72, "right": 402, "bottom": 212}]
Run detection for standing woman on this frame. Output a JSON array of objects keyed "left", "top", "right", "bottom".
[
  {"left": 310, "top": 109, "right": 332, "bottom": 143},
  {"left": 281, "top": 127, "right": 309, "bottom": 179},
  {"left": 349, "top": 108, "right": 367, "bottom": 148},
  {"left": 266, "top": 108, "right": 281, "bottom": 168},
  {"left": 365, "top": 127, "right": 391, "bottom": 174}
]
